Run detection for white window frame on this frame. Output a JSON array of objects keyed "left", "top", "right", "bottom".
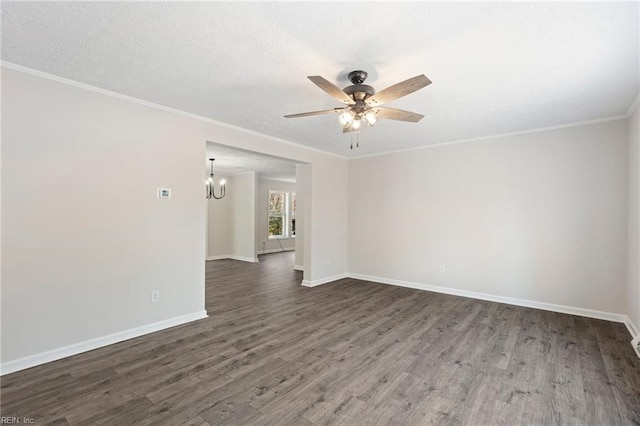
[
  {"left": 290, "top": 192, "right": 296, "bottom": 237},
  {"left": 268, "top": 191, "right": 296, "bottom": 239}
]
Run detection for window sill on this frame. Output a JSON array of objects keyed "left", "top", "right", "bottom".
[{"left": 268, "top": 236, "right": 295, "bottom": 240}]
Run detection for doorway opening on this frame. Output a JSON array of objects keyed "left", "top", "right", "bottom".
[{"left": 203, "top": 141, "right": 309, "bottom": 276}]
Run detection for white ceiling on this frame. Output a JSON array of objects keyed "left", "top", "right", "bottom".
[
  {"left": 2, "top": 2, "right": 638, "bottom": 158},
  {"left": 206, "top": 142, "right": 299, "bottom": 183}
]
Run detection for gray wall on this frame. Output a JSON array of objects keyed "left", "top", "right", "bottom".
[
  {"left": 1, "top": 67, "right": 349, "bottom": 368},
  {"left": 349, "top": 119, "right": 629, "bottom": 315},
  {"left": 2, "top": 68, "right": 207, "bottom": 363},
  {"left": 206, "top": 174, "right": 231, "bottom": 257},
  {"left": 628, "top": 105, "right": 640, "bottom": 332},
  {"left": 207, "top": 172, "right": 258, "bottom": 262},
  {"left": 230, "top": 172, "right": 257, "bottom": 261}
]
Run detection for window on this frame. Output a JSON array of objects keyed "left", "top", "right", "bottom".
[
  {"left": 269, "top": 191, "right": 296, "bottom": 239},
  {"left": 290, "top": 193, "right": 296, "bottom": 237},
  {"left": 268, "top": 191, "right": 286, "bottom": 238}
]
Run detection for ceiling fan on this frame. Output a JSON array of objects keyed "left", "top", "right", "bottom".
[{"left": 284, "top": 70, "right": 432, "bottom": 136}]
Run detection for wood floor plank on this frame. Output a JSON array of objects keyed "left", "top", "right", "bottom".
[
  {"left": 2, "top": 252, "right": 638, "bottom": 425},
  {"left": 574, "top": 317, "right": 626, "bottom": 425},
  {"left": 592, "top": 319, "right": 640, "bottom": 424}
]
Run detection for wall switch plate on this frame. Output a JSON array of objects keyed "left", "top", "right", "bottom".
[
  {"left": 151, "top": 290, "right": 160, "bottom": 303},
  {"left": 157, "top": 188, "right": 171, "bottom": 199},
  {"left": 439, "top": 265, "right": 446, "bottom": 273}
]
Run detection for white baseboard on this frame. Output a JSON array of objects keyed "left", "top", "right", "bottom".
[
  {"left": 347, "top": 273, "right": 630, "bottom": 324},
  {"left": 206, "top": 255, "right": 229, "bottom": 261},
  {"left": 625, "top": 317, "right": 639, "bottom": 338},
  {"left": 257, "top": 248, "right": 294, "bottom": 255},
  {"left": 206, "top": 255, "right": 258, "bottom": 263},
  {"left": 624, "top": 318, "right": 640, "bottom": 358},
  {"left": 301, "top": 273, "right": 349, "bottom": 287},
  {"left": 293, "top": 264, "right": 304, "bottom": 271},
  {"left": 631, "top": 336, "right": 640, "bottom": 358},
  {"left": 229, "top": 255, "right": 259, "bottom": 263},
  {"left": 0, "top": 310, "right": 208, "bottom": 376}
]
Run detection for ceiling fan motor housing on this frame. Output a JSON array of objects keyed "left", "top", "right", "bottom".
[
  {"left": 343, "top": 85, "right": 375, "bottom": 101},
  {"left": 344, "top": 70, "right": 376, "bottom": 101}
]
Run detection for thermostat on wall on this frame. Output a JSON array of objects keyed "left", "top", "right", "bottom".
[{"left": 157, "top": 188, "right": 171, "bottom": 199}]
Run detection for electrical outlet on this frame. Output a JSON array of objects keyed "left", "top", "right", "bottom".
[
  {"left": 439, "top": 265, "right": 446, "bottom": 273},
  {"left": 151, "top": 290, "right": 160, "bottom": 303}
]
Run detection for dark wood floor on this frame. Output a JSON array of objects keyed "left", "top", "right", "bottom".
[{"left": 2, "top": 252, "right": 639, "bottom": 425}]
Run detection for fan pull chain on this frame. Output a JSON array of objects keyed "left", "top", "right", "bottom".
[{"left": 349, "top": 131, "right": 361, "bottom": 150}]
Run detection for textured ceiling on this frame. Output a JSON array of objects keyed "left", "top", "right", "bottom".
[
  {"left": 2, "top": 2, "right": 638, "bottom": 158},
  {"left": 206, "top": 142, "right": 299, "bottom": 183}
]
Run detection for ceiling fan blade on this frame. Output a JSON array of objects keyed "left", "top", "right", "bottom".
[
  {"left": 284, "top": 108, "right": 345, "bottom": 118},
  {"left": 308, "top": 76, "right": 355, "bottom": 105},
  {"left": 365, "top": 75, "right": 431, "bottom": 106},
  {"left": 375, "top": 107, "right": 424, "bottom": 122}
]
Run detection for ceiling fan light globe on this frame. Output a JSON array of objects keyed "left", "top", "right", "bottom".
[
  {"left": 364, "top": 111, "right": 378, "bottom": 126},
  {"left": 339, "top": 110, "right": 355, "bottom": 127},
  {"left": 351, "top": 119, "right": 361, "bottom": 130}
]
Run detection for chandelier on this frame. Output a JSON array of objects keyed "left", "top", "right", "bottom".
[{"left": 206, "top": 158, "right": 226, "bottom": 200}]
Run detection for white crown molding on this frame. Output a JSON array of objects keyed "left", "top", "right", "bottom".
[
  {"left": 0, "top": 61, "right": 347, "bottom": 160},
  {"left": 0, "top": 310, "right": 208, "bottom": 376},
  {"left": 625, "top": 93, "right": 640, "bottom": 118},
  {"left": 258, "top": 176, "right": 298, "bottom": 184},
  {"left": 230, "top": 170, "right": 258, "bottom": 177},
  {"left": 4, "top": 61, "right": 636, "bottom": 162},
  {"left": 301, "top": 273, "right": 348, "bottom": 287},
  {"left": 351, "top": 113, "right": 630, "bottom": 160},
  {"left": 211, "top": 170, "right": 250, "bottom": 177}
]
